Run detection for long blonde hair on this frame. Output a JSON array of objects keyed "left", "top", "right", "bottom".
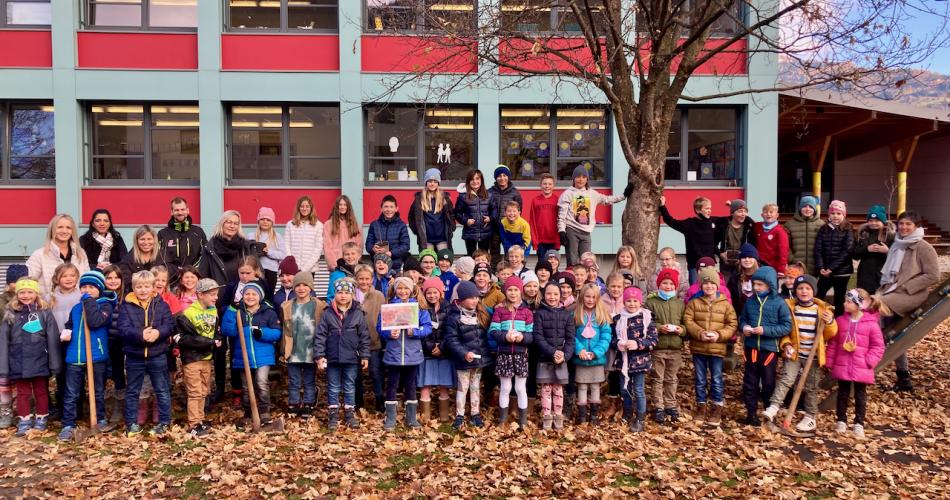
[
  {"left": 132, "top": 224, "right": 158, "bottom": 265},
  {"left": 254, "top": 218, "right": 278, "bottom": 248},
  {"left": 328, "top": 195, "right": 360, "bottom": 238},
  {"left": 420, "top": 185, "right": 446, "bottom": 213},
  {"left": 291, "top": 195, "right": 318, "bottom": 227},
  {"left": 44, "top": 214, "right": 87, "bottom": 264},
  {"left": 574, "top": 283, "right": 611, "bottom": 326},
  {"left": 611, "top": 245, "right": 642, "bottom": 277}
]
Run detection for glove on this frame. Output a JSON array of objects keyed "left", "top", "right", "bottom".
[
  {"left": 623, "top": 182, "right": 634, "bottom": 199},
  {"left": 251, "top": 326, "right": 262, "bottom": 340},
  {"left": 81, "top": 293, "right": 92, "bottom": 302},
  {"left": 558, "top": 231, "right": 568, "bottom": 248}
]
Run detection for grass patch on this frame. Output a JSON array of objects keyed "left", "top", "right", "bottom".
[
  {"left": 723, "top": 479, "right": 739, "bottom": 488},
  {"left": 376, "top": 479, "right": 400, "bottom": 491},
  {"left": 806, "top": 490, "right": 835, "bottom": 500},
  {"left": 169, "top": 440, "right": 203, "bottom": 453},
  {"left": 181, "top": 478, "right": 205, "bottom": 498},
  {"left": 387, "top": 453, "right": 425, "bottom": 472},
  {"left": 795, "top": 473, "right": 822, "bottom": 484},
  {"left": 735, "top": 468, "right": 749, "bottom": 479},
  {"left": 594, "top": 455, "right": 608, "bottom": 463},
  {"left": 159, "top": 463, "right": 203, "bottom": 477},
  {"left": 613, "top": 474, "right": 642, "bottom": 488},
  {"left": 701, "top": 475, "right": 716, "bottom": 484},
  {"left": 295, "top": 477, "right": 316, "bottom": 488}
]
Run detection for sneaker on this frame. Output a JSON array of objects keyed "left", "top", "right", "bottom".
[
  {"left": 15, "top": 417, "right": 32, "bottom": 437},
  {"left": 742, "top": 414, "right": 761, "bottom": 427},
  {"left": 96, "top": 420, "right": 113, "bottom": 432},
  {"left": 706, "top": 404, "right": 722, "bottom": 427},
  {"left": 852, "top": 424, "right": 865, "bottom": 439},
  {"left": 796, "top": 414, "right": 817, "bottom": 432},
  {"left": 665, "top": 408, "right": 680, "bottom": 423},
  {"left": 762, "top": 405, "right": 779, "bottom": 422},
  {"left": 149, "top": 423, "right": 169, "bottom": 436},
  {"left": 652, "top": 409, "right": 666, "bottom": 424},
  {"left": 469, "top": 414, "right": 484, "bottom": 428},
  {"left": 58, "top": 426, "right": 76, "bottom": 442},
  {"left": 189, "top": 425, "right": 209, "bottom": 438},
  {"left": 452, "top": 415, "right": 465, "bottom": 430},
  {"left": 33, "top": 415, "right": 48, "bottom": 431},
  {"left": 835, "top": 421, "right": 848, "bottom": 434},
  {"left": 126, "top": 423, "right": 143, "bottom": 437}
]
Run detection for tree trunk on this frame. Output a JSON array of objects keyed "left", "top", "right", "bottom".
[{"left": 621, "top": 174, "right": 662, "bottom": 277}]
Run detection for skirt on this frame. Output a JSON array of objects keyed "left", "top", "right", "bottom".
[
  {"left": 574, "top": 365, "right": 606, "bottom": 384},
  {"left": 417, "top": 358, "right": 457, "bottom": 387},
  {"left": 495, "top": 352, "right": 529, "bottom": 378},
  {"left": 536, "top": 361, "right": 569, "bottom": 385}
]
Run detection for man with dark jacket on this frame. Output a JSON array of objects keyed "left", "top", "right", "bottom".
[
  {"left": 488, "top": 165, "right": 522, "bottom": 267},
  {"left": 365, "top": 195, "right": 411, "bottom": 272},
  {"left": 158, "top": 197, "right": 207, "bottom": 287}
]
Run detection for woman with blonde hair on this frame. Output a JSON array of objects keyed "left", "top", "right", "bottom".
[
  {"left": 323, "top": 195, "right": 363, "bottom": 272},
  {"left": 26, "top": 214, "right": 90, "bottom": 296},
  {"left": 118, "top": 225, "right": 164, "bottom": 288},
  {"left": 285, "top": 195, "right": 324, "bottom": 276},
  {"left": 409, "top": 168, "right": 455, "bottom": 252}
]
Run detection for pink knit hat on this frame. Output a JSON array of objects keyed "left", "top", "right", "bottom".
[
  {"left": 257, "top": 206, "right": 276, "bottom": 222},
  {"left": 422, "top": 277, "right": 445, "bottom": 295},
  {"left": 503, "top": 276, "right": 524, "bottom": 293},
  {"left": 828, "top": 200, "right": 847, "bottom": 215},
  {"left": 623, "top": 286, "right": 643, "bottom": 303}
]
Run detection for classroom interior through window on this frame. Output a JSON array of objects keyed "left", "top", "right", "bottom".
[
  {"left": 664, "top": 107, "right": 739, "bottom": 184},
  {"left": 229, "top": 0, "right": 338, "bottom": 31},
  {"left": 366, "top": 0, "right": 475, "bottom": 33},
  {"left": 86, "top": 0, "right": 198, "bottom": 29}
]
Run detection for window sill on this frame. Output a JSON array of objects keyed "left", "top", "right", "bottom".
[
  {"left": 0, "top": 182, "right": 56, "bottom": 187},
  {"left": 226, "top": 182, "right": 341, "bottom": 188},
  {"left": 663, "top": 182, "right": 742, "bottom": 188},
  {"left": 225, "top": 29, "right": 339, "bottom": 35},
  {"left": 85, "top": 182, "right": 200, "bottom": 188},
  {"left": 79, "top": 27, "right": 198, "bottom": 33},
  {"left": 0, "top": 26, "right": 50, "bottom": 31}
]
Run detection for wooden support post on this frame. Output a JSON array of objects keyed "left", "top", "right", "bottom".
[
  {"left": 889, "top": 136, "right": 921, "bottom": 216},
  {"left": 896, "top": 171, "right": 908, "bottom": 215}
]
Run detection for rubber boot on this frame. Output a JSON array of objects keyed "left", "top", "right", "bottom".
[
  {"left": 893, "top": 370, "right": 914, "bottom": 393},
  {"left": 630, "top": 413, "right": 645, "bottom": 432},
  {"left": 0, "top": 402, "right": 13, "bottom": 429},
  {"left": 344, "top": 407, "right": 359, "bottom": 428},
  {"left": 405, "top": 400, "right": 422, "bottom": 428},
  {"left": 110, "top": 393, "right": 124, "bottom": 425},
  {"left": 553, "top": 413, "right": 564, "bottom": 430},
  {"left": 575, "top": 404, "right": 588, "bottom": 425},
  {"left": 542, "top": 415, "right": 553, "bottom": 430},
  {"left": 498, "top": 406, "right": 509, "bottom": 425},
  {"left": 438, "top": 398, "right": 451, "bottom": 423},
  {"left": 518, "top": 407, "right": 528, "bottom": 429},
  {"left": 327, "top": 406, "right": 339, "bottom": 430},
  {"left": 589, "top": 403, "right": 600, "bottom": 426},
  {"left": 384, "top": 401, "right": 398, "bottom": 431},
  {"left": 419, "top": 400, "right": 431, "bottom": 423}
]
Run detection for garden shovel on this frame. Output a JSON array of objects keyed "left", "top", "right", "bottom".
[
  {"left": 236, "top": 312, "right": 284, "bottom": 434},
  {"left": 74, "top": 309, "right": 114, "bottom": 442}
]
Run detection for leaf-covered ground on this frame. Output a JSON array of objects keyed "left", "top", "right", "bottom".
[{"left": 2, "top": 320, "right": 948, "bottom": 498}]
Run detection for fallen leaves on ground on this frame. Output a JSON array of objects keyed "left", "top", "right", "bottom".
[{"left": 2, "top": 319, "right": 948, "bottom": 498}]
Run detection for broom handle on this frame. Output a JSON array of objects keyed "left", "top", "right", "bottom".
[
  {"left": 235, "top": 311, "right": 261, "bottom": 431},
  {"left": 782, "top": 308, "right": 831, "bottom": 428},
  {"left": 82, "top": 309, "right": 97, "bottom": 429}
]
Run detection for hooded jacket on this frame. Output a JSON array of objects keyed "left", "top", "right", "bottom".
[
  {"left": 117, "top": 293, "right": 174, "bottom": 360},
  {"left": 784, "top": 212, "right": 825, "bottom": 275},
  {"left": 365, "top": 212, "right": 411, "bottom": 272},
  {"left": 408, "top": 191, "right": 456, "bottom": 248},
  {"left": 63, "top": 292, "right": 117, "bottom": 364},
  {"left": 572, "top": 311, "right": 612, "bottom": 367},
  {"left": 221, "top": 301, "right": 281, "bottom": 369},
  {"left": 158, "top": 215, "right": 207, "bottom": 286},
  {"left": 0, "top": 306, "right": 61, "bottom": 378},
  {"left": 444, "top": 303, "right": 491, "bottom": 370},
  {"left": 313, "top": 302, "right": 370, "bottom": 364},
  {"left": 684, "top": 293, "right": 737, "bottom": 357},
  {"left": 454, "top": 191, "right": 494, "bottom": 241},
  {"left": 826, "top": 312, "right": 885, "bottom": 384},
  {"left": 737, "top": 266, "right": 791, "bottom": 353},
  {"left": 853, "top": 222, "right": 896, "bottom": 292},
  {"left": 281, "top": 298, "right": 327, "bottom": 362},
  {"left": 379, "top": 297, "right": 432, "bottom": 366}
]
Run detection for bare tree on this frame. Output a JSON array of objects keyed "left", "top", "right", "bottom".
[{"left": 361, "top": 0, "right": 950, "bottom": 271}]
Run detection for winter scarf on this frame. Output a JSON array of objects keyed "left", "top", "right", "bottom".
[
  {"left": 880, "top": 227, "right": 925, "bottom": 288},
  {"left": 614, "top": 308, "right": 652, "bottom": 388},
  {"left": 459, "top": 305, "right": 479, "bottom": 326},
  {"left": 92, "top": 232, "right": 114, "bottom": 266}
]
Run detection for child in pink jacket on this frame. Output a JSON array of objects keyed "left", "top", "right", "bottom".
[{"left": 826, "top": 288, "right": 885, "bottom": 439}]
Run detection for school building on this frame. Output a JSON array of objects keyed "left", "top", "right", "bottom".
[{"left": 0, "top": 1, "right": 947, "bottom": 264}]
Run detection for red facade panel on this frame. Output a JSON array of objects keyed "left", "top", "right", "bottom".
[
  {"left": 82, "top": 188, "right": 201, "bottom": 225},
  {"left": 77, "top": 32, "right": 198, "bottom": 70},
  {"left": 660, "top": 188, "right": 745, "bottom": 220},
  {"left": 224, "top": 188, "right": 342, "bottom": 224},
  {"left": 0, "top": 188, "right": 57, "bottom": 224},
  {"left": 221, "top": 34, "right": 339, "bottom": 71},
  {"left": 0, "top": 30, "right": 52, "bottom": 68},
  {"left": 361, "top": 36, "right": 477, "bottom": 73}
]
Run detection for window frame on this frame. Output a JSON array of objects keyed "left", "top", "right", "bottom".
[
  {"left": 226, "top": 0, "right": 339, "bottom": 33},
  {"left": 81, "top": 0, "right": 198, "bottom": 32},
  {"left": 635, "top": 0, "right": 744, "bottom": 40},
  {"left": 363, "top": 104, "right": 477, "bottom": 186},
  {"left": 0, "top": 0, "right": 51, "bottom": 28},
  {"left": 86, "top": 102, "right": 200, "bottom": 186},
  {"left": 499, "top": 105, "right": 611, "bottom": 188},
  {"left": 226, "top": 103, "right": 342, "bottom": 187},
  {"left": 499, "top": 0, "right": 605, "bottom": 35},
  {"left": 663, "top": 106, "right": 743, "bottom": 187},
  {"left": 0, "top": 101, "right": 56, "bottom": 185},
  {"left": 363, "top": 0, "right": 477, "bottom": 34}
]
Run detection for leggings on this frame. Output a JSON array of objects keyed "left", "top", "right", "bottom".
[
  {"left": 15, "top": 377, "right": 49, "bottom": 418},
  {"left": 385, "top": 365, "right": 418, "bottom": 402},
  {"left": 540, "top": 384, "right": 564, "bottom": 416},
  {"left": 836, "top": 380, "right": 868, "bottom": 426},
  {"left": 464, "top": 239, "right": 491, "bottom": 256},
  {"left": 817, "top": 275, "right": 850, "bottom": 317},
  {"left": 576, "top": 382, "right": 601, "bottom": 406},
  {"left": 498, "top": 376, "right": 527, "bottom": 410},
  {"left": 456, "top": 369, "right": 482, "bottom": 416}
]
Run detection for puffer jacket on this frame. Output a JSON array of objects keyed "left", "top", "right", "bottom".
[
  {"left": 408, "top": 191, "right": 456, "bottom": 249},
  {"left": 454, "top": 191, "right": 493, "bottom": 241},
  {"left": 26, "top": 242, "right": 91, "bottom": 297},
  {"left": 117, "top": 293, "right": 174, "bottom": 360},
  {"left": 489, "top": 302, "right": 534, "bottom": 355},
  {"left": 611, "top": 311, "right": 658, "bottom": 374},
  {"left": 814, "top": 221, "right": 854, "bottom": 276},
  {"left": 365, "top": 212, "right": 411, "bottom": 272},
  {"left": 488, "top": 184, "right": 523, "bottom": 229},
  {"left": 63, "top": 293, "right": 117, "bottom": 364},
  {"left": 444, "top": 303, "right": 491, "bottom": 370},
  {"left": 532, "top": 302, "right": 575, "bottom": 363},
  {"left": 572, "top": 312, "right": 611, "bottom": 367},
  {"left": 826, "top": 312, "right": 885, "bottom": 385},
  {"left": 422, "top": 301, "right": 450, "bottom": 358},
  {"left": 379, "top": 298, "right": 432, "bottom": 366},
  {"left": 0, "top": 307, "right": 61, "bottom": 378},
  {"left": 644, "top": 293, "right": 686, "bottom": 351},
  {"left": 853, "top": 222, "right": 896, "bottom": 292},
  {"left": 284, "top": 219, "right": 324, "bottom": 274},
  {"left": 780, "top": 297, "right": 838, "bottom": 366},
  {"left": 479, "top": 283, "right": 506, "bottom": 312},
  {"left": 738, "top": 267, "right": 791, "bottom": 353},
  {"left": 313, "top": 302, "right": 370, "bottom": 364},
  {"left": 221, "top": 301, "right": 281, "bottom": 369},
  {"left": 684, "top": 293, "right": 737, "bottom": 357},
  {"left": 158, "top": 215, "right": 207, "bottom": 286},
  {"left": 784, "top": 213, "right": 825, "bottom": 275}
]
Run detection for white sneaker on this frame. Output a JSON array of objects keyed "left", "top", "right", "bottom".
[
  {"left": 852, "top": 424, "right": 865, "bottom": 439},
  {"left": 835, "top": 421, "right": 847, "bottom": 434},
  {"left": 796, "top": 414, "right": 817, "bottom": 432},
  {"left": 763, "top": 405, "right": 779, "bottom": 421}
]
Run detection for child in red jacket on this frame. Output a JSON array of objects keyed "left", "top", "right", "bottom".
[
  {"left": 753, "top": 203, "right": 789, "bottom": 276},
  {"left": 528, "top": 173, "right": 560, "bottom": 258}
]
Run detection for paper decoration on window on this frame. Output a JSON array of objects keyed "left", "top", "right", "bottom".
[
  {"left": 436, "top": 143, "right": 452, "bottom": 164},
  {"left": 520, "top": 160, "right": 535, "bottom": 178},
  {"left": 389, "top": 136, "right": 399, "bottom": 153},
  {"left": 582, "top": 161, "right": 593, "bottom": 174},
  {"left": 572, "top": 131, "right": 585, "bottom": 148},
  {"left": 587, "top": 120, "right": 602, "bottom": 137},
  {"left": 558, "top": 141, "right": 571, "bottom": 157},
  {"left": 507, "top": 139, "right": 521, "bottom": 155},
  {"left": 700, "top": 163, "right": 714, "bottom": 179},
  {"left": 537, "top": 141, "right": 550, "bottom": 158},
  {"left": 524, "top": 134, "right": 537, "bottom": 149}
]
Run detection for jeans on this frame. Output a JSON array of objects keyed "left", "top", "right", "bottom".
[
  {"left": 327, "top": 363, "right": 359, "bottom": 408},
  {"left": 63, "top": 362, "right": 107, "bottom": 427},
  {"left": 693, "top": 354, "right": 724, "bottom": 404},
  {"left": 108, "top": 337, "right": 126, "bottom": 390},
  {"left": 287, "top": 363, "right": 317, "bottom": 405},
  {"left": 688, "top": 268, "right": 699, "bottom": 286},
  {"left": 241, "top": 365, "right": 271, "bottom": 418},
  {"left": 535, "top": 243, "right": 556, "bottom": 260},
  {"left": 125, "top": 355, "right": 172, "bottom": 425},
  {"left": 621, "top": 372, "right": 648, "bottom": 415},
  {"left": 563, "top": 226, "right": 590, "bottom": 266}
]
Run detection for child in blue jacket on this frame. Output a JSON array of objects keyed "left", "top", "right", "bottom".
[
  {"left": 222, "top": 282, "right": 281, "bottom": 427},
  {"left": 572, "top": 283, "right": 613, "bottom": 425},
  {"left": 379, "top": 276, "right": 432, "bottom": 431},
  {"left": 58, "top": 271, "right": 117, "bottom": 441}
]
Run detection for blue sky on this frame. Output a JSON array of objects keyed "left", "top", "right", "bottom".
[{"left": 905, "top": 5, "right": 950, "bottom": 74}]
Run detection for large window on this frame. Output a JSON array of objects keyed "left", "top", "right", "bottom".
[
  {"left": 1, "top": 0, "right": 50, "bottom": 27},
  {"left": 228, "top": 0, "right": 337, "bottom": 31},
  {"left": 90, "top": 104, "right": 199, "bottom": 183},
  {"left": 501, "top": 107, "right": 608, "bottom": 184},
  {"left": 637, "top": 1, "right": 741, "bottom": 39},
  {"left": 85, "top": 0, "right": 197, "bottom": 29},
  {"left": 365, "top": 105, "right": 475, "bottom": 183},
  {"left": 229, "top": 105, "right": 340, "bottom": 184},
  {"left": 365, "top": 0, "right": 475, "bottom": 33},
  {"left": 0, "top": 103, "right": 55, "bottom": 182},
  {"left": 500, "top": 0, "right": 605, "bottom": 33},
  {"left": 664, "top": 107, "right": 740, "bottom": 184}
]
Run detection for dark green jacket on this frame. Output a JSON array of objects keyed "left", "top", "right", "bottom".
[
  {"left": 783, "top": 213, "right": 825, "bottom": 275},
  {"left": 645, "top": 293, "right": 686, "bottom": 351}
]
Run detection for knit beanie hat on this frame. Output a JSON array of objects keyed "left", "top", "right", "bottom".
[
  {"left": 79, "top": 270, "right": 106, "bottom": 293},
  {"left": 655, "top": 268, "right": 679, "bottom": 288},
  {"left": 698, "top": 267, "right": 719, "bottom": 285},
  {"left": 696, "top": 256, "right": 717, "bottom": 270},
  {"left": 554, "top": 272, "right": 576, "bottom": 291},
  {"left": 521, "top": 271, "right": 539, "bottom": 287},
  {"left": 15, "top": 279, "right": 39, "bottom": 294},
  {"left": 828, "top": 199, "right": 847, "bottom": 215},
  {"left": 572, "top": 164, "right": 590, "bottom": 180},
  {"left": 6, "top": 264, "right": 28, "bottom": 285},
  {"left": 623, "top": 286, "right": 643, "bottom": 303},
  {"left": 418, "top": 248, "right": 438, "bottom": 263},
  {"left": 279, "top": 256, "right": 300, "bottom": 276},
  {"left": 544, "top": 249, "right": 560, "bottom": 263},
  {"left": 867, "top": 204, "right": 887, "bottom": 222},
  {"left": 243, "top": 282, "right": 265, "bottom": 299},
  {"left": 738, "top": 243, "right": 759, "bottom": 261},
  {"left": 424, "top": 168, "right": 442, "bottom": 184},
  {"left": 503, "top": 276, "right": 524, "bottom": 293},
  {"left": 373, "top": 253, "right": 392, "bottom": 268},
  {"left": 454, "top": 256, "right": 475, "bottom": 276},
  {"left": 256, "top": 206, "right": 276, "bottom": 223},
  {"left": 473, "top": 262, "right": 492, "bottom": 277},
  {"left": 437, "top": 248, "right": 453, "bottom": 262},
  {"left": 799, "top": 195, "right": 819, "bottom": 213},
  {"left": 785, "top": 266, "right": 803, "bottom": 279},
  {"left": 393, "top": 276, "right": 415, "bottom": 292},
  {"left": 402, "top": 256, "right": 423, "bottom": 274},
  {"left": 334, "top": 278, "right": 356, "bottom": 295},
  {"left": 794, "top": 275, "right": 819, "bottom": 294},
  {"left": 292, "top": 271, "right": 313, "bottom": 289},
  {"left": 729, "top": 199, "right": 747, "bottom": 215},
  {"left": 534, "top": 260, "right": 553, "bottom": 275},
  {"left": 456, "top": 281, "right": 479, "bottom": 301},
  {"left": 422, "top": 277, "right": 445, "bottom": 295},
  {"left": 493, "top": 164, "right": 511, "bottom": 179}
]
